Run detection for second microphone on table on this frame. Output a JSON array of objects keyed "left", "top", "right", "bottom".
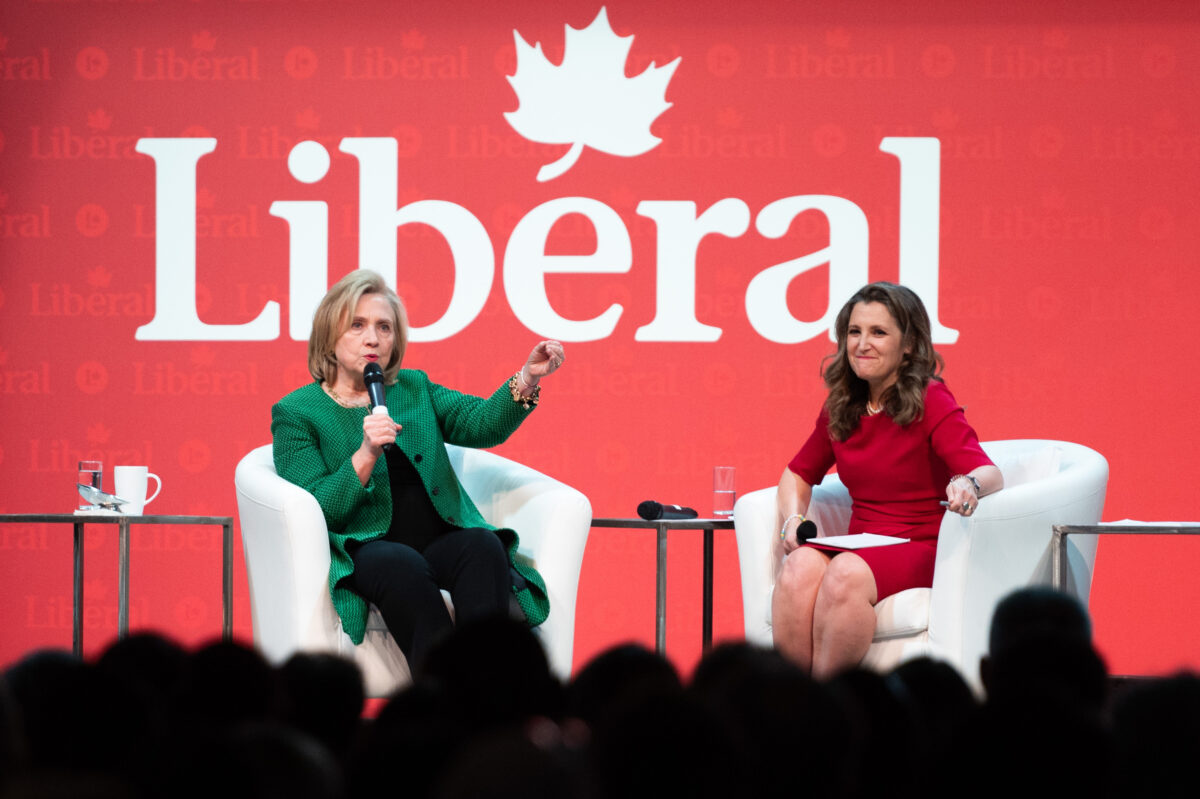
[{"left": 636, "top": 501, "right": 699, "bottom": 521}]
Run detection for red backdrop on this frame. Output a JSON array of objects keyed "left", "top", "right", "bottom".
[{"left": 3, "top": 0, "right": 1199, "bottom": 677}]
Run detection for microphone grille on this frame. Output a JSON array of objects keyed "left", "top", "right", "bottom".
[
  {"left": 363, "top": 362, "right": 384, "bottom": 384},
  {"left": 636, "top": 501, "right": 661, "bottom": 521}
]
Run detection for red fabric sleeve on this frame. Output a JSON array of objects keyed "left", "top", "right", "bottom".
[
  {"left": 924, "top": 381, "right": 994, "bottom": 477},
  {"left": 787, "top": 406, "right": 836, "bottom": 486}
]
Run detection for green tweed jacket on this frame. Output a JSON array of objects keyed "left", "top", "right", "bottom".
[{"left": 270, "top": 369, "right": 548, "bottom": 645}]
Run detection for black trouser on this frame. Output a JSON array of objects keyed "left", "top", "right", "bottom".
[{"left": 348, "top": 527, "right": 510, "bottom": 671}]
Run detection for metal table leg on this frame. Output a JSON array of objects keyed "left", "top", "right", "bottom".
[
  {"left": 702, "top": 526, "right": 714, "bottom": 650},
  {"left": 223, "top": 520, "right": 233, "bottom": 641},
  {"left": 118, "top": 517, "right": 130, "bottom": 639},
  {"left": 655, "top": 521, "right": 668, "bottom": 654},
  {"left": 73, "top": 521, "right": 84, "bottom": 658},
  {"left": 1051, "top": 527, "right": 1066, "bottom": 590}
]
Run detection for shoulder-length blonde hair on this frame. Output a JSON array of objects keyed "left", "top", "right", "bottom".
[
  {"left": 307, "top": 269, "right": 408, "bottom": 385},
  {"left": 821, "top": 282, "right": 943, "bottom": 441}
]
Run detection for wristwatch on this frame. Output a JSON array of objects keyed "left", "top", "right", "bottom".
[{"left": 955, "top": 474, "right": 982, "bottom": 496}]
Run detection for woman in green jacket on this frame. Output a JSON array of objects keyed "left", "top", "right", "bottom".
[{"left": 271, "top": 269, "right": 565, "bottom": 670}]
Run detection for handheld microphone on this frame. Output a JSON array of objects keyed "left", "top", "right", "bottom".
[
  {"left": 637, "top": 501, "right": 699, "bottom": 521},
  {"left": 795, "top": 518, "right": 818, "bottom": 542},
  {"left": 362, "top": 362, "right": 394, "bottom": 452}
]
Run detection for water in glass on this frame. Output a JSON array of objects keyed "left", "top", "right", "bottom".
[
  {"left": 713, "top": 466, "right": 736, "bottom": 517},
  {"left": 77, "top": 460, "right": 102, "bottom": 510}
]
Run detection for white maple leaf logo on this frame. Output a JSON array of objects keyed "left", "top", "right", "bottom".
[{"left": 505, "top": 7, "right": 680, "bottom": 182}]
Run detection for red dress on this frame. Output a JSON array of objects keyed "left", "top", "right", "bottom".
[{"left": 787, "top": 380, "right": 993, "bottom": 599}]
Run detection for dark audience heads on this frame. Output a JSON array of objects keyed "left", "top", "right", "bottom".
[
  {"left": 434, "top": 726, "right": 595, "bottom": 799},
  {"left": 214, "top": 721, "right": 346, "bottom": 799},
  {"left": 588, "top": 690, "right": 741, "bottom": 799},
  {"left": 689, "top": 642, "right": 846, "bottom": 799},
  {"left": 889, "top": 656, "right": 976, "bottom": 734},
  {"left": 4, "top": 650, "right": 125, "bottom": 776},
  {"left": 3, "top": 609, "right": 1197, "bottom": 799},
  {"left": 981, "top": 587, "right": 1107, "bottom": 713},
  {"left": 828, "top": 668, "right": 925, "bottom": 799},
  {"left": 346, "top": 679, "right": 468, "bottom": 799},
  {"left": 951, "top": 587, "right": 1115, "bottom": 799},
  {"left": 566, "top": 642, "right": 681, "bottom": 729},
  {"left": 418, "top": 615, "right": 564, "bottom": 729},
  {"left": 987, "top": 585, "right": 1092, "bottom": 654},
  {"left": 1112, "top": 672, "right": 1200, "bottom": 799},
  {"left": 279, "top": 652, "right": 365, "bottom": 760},
  {"left": 95, "top": 632, "right": 187, "bottom": 697},
  {"left": 172, "top": 639, "right": 280, "bottom": 734},
  {"left": 94, "top": 632, "right": 187, "bottom": 744}
]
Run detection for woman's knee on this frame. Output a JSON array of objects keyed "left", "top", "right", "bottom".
[
  {"left": 777, "top": 548, "right": 828, "bottom": 594},
  {"left": 461, "top": 528, "right": 505, "bottom": 554},
  {"left": 352, "top": 541, "right": 434, "bottom": 590},
  {"left": 818, "top": 556, "right": 877, "bottom": 606}
]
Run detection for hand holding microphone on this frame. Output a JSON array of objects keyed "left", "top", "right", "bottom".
[
  {"left": 362, "top": 363, "right": 399, "bottom": 454},
  {"left": 780, "top": 513, "right": 818, "bottom": 552}
]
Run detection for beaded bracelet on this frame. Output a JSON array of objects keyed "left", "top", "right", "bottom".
[
  {"left": 780, "top": 513, "right": 806, "bottom": 541},
  {"left": 508, "top": 371, "right": 541, "bottom": 409}
]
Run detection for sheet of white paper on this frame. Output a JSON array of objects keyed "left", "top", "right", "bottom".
[{"left": 808, "top": 533, "right": 910, "bottom": 549}]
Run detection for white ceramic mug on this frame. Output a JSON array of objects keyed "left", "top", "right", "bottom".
[{"left": 114, "top": 465, "right": 162, "bottom": 516}]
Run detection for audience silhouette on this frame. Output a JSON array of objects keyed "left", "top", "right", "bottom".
[{"left": 0, "top": 586, "right": 1190, "bottom": 799}]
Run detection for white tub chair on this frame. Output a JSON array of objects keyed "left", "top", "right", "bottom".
[
  {"left": 234, "top": 443, "right": 591, "bottom": 697},
  {"left": 734, "top": 439, "right": 1108, "bottom": 692}
]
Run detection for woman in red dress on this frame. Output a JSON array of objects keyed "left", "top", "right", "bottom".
[{"left": 774, "top": 282, "right": 1004, "bottom": 677}]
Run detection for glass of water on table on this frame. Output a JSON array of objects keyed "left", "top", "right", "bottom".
[
  {"left": 77, "top": 460, "right": 103, "bottom": 510},
  {"left": 713, "top": 466, "right": 736, "bottom": 518}
]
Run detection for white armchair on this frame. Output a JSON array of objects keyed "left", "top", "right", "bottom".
[
  {"left": 734, "top": 440, "right": 1108, "bottom": 691},
  {"left": 234, "top": 443, "right": 591, "bottom": 697}
]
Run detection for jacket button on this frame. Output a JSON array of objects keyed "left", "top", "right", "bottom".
[
  {"left": 414, "top": 454, "right": 423, "bottom": 463},
  {"left": 431, "top": 487, "right": 440, "bottom": 496}
]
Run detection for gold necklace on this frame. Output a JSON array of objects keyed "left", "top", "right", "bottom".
[{"left": 323, "top": 382, "right": 369, "bottom": 408}]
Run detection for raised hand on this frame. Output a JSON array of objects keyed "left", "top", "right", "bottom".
[{"left": 522, "top": 340, "right": 566, "bottom": 383}]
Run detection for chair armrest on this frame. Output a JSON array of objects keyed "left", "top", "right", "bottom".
[
  {"left": 928, "top": 442, "right": 1108, "bottom": 686},
  {"left": 733, "top": 487, "right": 781, "bottom": 646},
  {"left": 235, "top": 445, "right": 343, "bottom": 663},
  {"left": 448, "top": 445, "right": 592, "bottom": 679}
]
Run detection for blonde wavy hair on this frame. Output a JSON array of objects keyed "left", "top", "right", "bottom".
[{"left": 307, "top": 269, "right": 408, "bottom": 385}]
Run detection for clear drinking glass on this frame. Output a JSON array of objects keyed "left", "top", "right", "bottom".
[
  {"left": 77, "top": 460, "right": 103, "bottom": 510},
  {"left": 713, "top": 466, "right": 736, "bottom": 518}
]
